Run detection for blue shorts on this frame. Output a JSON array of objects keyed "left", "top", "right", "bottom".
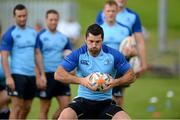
[
  {"left": 37, "top": 72, "right": 71, "bottom": 99},
  {"left": 7, "top": 74, "right": 36, "bottom": 100}
]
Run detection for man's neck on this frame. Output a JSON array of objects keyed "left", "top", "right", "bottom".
[
  {"left": 48, "top": 28, "right": 57, "bottom": 33},
  {"left": 106, "top": 21, "right": 115, "bottom": 26},
  {"left": 89, "top": 50, "right": 101, "bottom": 57},
  {"left": 16, "top": 24, "right": 26, "bottom": 29},
  {"left": 118, "top": 7, "right": 125, "bottom": 12}
]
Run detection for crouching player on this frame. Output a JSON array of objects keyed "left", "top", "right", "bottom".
[{"left": 55, "top": 24, "right": 135, "bottom": 119}]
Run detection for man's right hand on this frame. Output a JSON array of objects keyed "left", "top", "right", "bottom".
[
  {"left": 36, "top": 74, "right": 47, "bottom": 90},
  {"left": 6, "top": 76, "right": 15, "bottom": 90},
  {"left": 79, "top": 74, "right": 98, "bottom": 91}
]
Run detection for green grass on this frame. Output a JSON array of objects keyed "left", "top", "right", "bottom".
[
  {"left": 124, "top": 73, "right": 180, "bottom": 119},
  {"left": 28, "top": 73, "right": 180, "bottom": 119}
]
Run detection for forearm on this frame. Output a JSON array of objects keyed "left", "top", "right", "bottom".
[
  {"left": 3, "top": 60, "right": 11, "bottom": 78},
  {"left": 135, "top": 33, "right": 147, "bottom": 69},
  {"left": 137, "top": 40, "right": 146, "bottom": 67},
  {"left": 35, "top": 49, "right": 45, "bottom": 75},
  {"left": 1, "top": 52, "right": 11, "bottom": 78},
  {"left": 114, "top": 69, "right": 135, "bottom": 86},
  {"left": 54, "top": 66, "right": 81, "bottom": 84},
  {"left": 34, "top": 66, "right": 41, "bottom": 80}
]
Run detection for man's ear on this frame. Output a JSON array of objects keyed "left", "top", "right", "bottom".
[{"left": 84, "top": 36, "right": 87, "bottom": 43}]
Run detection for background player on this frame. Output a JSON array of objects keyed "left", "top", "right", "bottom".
[
  {"left": 96, "top": 0, "right": 147, "bottom": 76},
  {"left": 96, "top": 0, "right": 147, "bottom": 107},
  {"left": 0, "top": 4, "right": 37, "bottom": 119},
  {"left": 35, "top": 9, "right": 72, "bottom": 119}
]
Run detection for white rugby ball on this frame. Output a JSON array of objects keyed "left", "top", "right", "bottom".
[
  {"left": 119, "top": 36, "right": 136, "bottom": 55},
  {"left": 119, "top": 36, "right": 141, "bottom": 73},
  {"left": 129, "top": 56, "right": 141, "bottom": 73}
]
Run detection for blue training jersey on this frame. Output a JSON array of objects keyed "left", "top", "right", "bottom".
[
  {"left": 96, "top": 8, "right": 142, "bottom": 33},
  {"left": 35, "top": 29, "right": 72, "bottom": 72},
  {"left": 0, "top": 25, "right": 37, "bottom": 76},
  {"left": 101, "top": 22, "right": 131, "bottom": 50},
  {"left": 60, "top": 44, "right": 131, "bottom": 101}
]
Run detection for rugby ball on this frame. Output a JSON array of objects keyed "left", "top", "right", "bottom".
[
  {"left": 119, "top": 36, "right": 141, "bottom": 73},
  {"left": 89, "top": 72, "right": 110, "bottom": 91},
  {"left": 119, "top": 36, "right": 136, "bottom": 56},
  {"left": 129, "top": 56, "right": 141, "bottom": 73}
]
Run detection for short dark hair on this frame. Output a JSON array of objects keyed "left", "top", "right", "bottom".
[
  {"left": 105, "top": 0, "right": 118, "bottom": 7},
  {"left": 13, "top": 4, "right": 26, "bottom": 16},
  {"left": 86, "top": 24, "right": 104, "bottom": 40},
  {"left": 46, "top": 9, "right": 59, "bottom": 18}
]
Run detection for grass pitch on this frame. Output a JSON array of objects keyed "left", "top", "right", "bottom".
[{"left": 27, "top": 73, "right": 180, "bottom": 119}]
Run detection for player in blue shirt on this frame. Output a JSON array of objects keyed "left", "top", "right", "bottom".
[
  {"left": 0, "top": 4, "right": 37, "bottom": 119},
  {"left": 35, "top": 9, "right": 72, "bottom": 119},
  {"left": 96, "top": 0, "right": 147, "bottom": 107},
  {"left": 54, "top": 24, "right": 135, "bottom": 119},
  {"left": 101, "top": 0, "right": 134, "bottom": 108},
  {"left": 96, "top": 0, "right": 147, "bottom": 75},
  {"left": 101, "top": 1, "right": 131, "bottom": 50}
]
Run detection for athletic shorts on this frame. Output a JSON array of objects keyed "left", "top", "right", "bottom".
[
  {"left": 0, "top": 77, "right": 6, "bottom": 91},
  {"left": 112, "top": 86, "right": 123, "bottom": 97},
  {"left": 68, "top": 97, "right": 124, "bottom": 119},
  {"left": 37, "top": 72, "right": 71, "bottom": 99},
  {"left": 112, "top": 82, "right": 131, "bottom": 97},
  {"left": 7, "top": 74, "right": 36, "bottom": 100},
  {"left": 0, "top": 84, "right": 5, "bottom": 91}
]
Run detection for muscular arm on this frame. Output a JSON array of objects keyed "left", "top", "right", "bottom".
[
  {"left": 35, "top": 48, "right": 45, "bottom": 76},
  {"left": 1, "top": 51, "right": 11, "bottom": 79},
  {"left": 54, "top": 66, "right": 97, "bottom": 91},
  {"left": 103, "top": 68, "right": 135, "bottom": 91},
  {"left": 114, "top": 69, "right": 135, "bottom": 86},
  {"left": 35, "top": 48, "right": 46, "bottom": 89},
  {"left": 1, "top": 51, "right": 15, "bottom": 90},
  {"left": 54, "top": 66, "right": 81, "bottom": 84},
  {"left": 134, "top": 32, "right": 147, "bottom": 74}
]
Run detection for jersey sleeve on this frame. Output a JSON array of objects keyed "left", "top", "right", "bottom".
[
  {"left": 60, "top": 49, "right": 79, "bottom": 72},
  {"left": 132, "top": 13, "right": 142, "bottom": 33},
  {"left": 0, "top": 26, "right": 15, "bottom": 51},
  {"left": 64, "top": 37, "right": 72, "bottom": 50},
  {"left": 112, "top": 49, "right": 131, "bottom": 76},
  {"left": 96, "top": 10, "right": 104, "bottom": 25},
  {"left": 35, "top": 29, "right": 45, "bottom": 50},
  {"left": 35, "top": 33, "right": 42, "bottom": 49}
]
